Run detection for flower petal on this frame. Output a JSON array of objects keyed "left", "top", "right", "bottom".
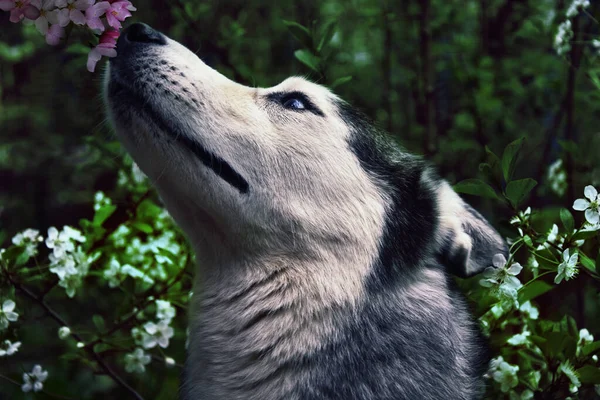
[
  {"left": 573, "top": 198, "right": 590, "bottom": 211},
  {"left": 507, "top": 263, "right": 523, "bottom": 275},
  {"left": 3, "top": 300, "right": 15, "bottom": 313},
  {"left": 584, "top": 185, "right": 598, "bottom": 202},
  {"left": 57, "top": 9, "right": 70, "bottom": 27},
  {"left": 9, "top": 9, "right": 24, "bottom": 23},
  {"left": 35, "top": 16, "right": 48, "bottom": 34},
  {"left": 585, "top": 209, "right": 600, "bottom": 225},
  {"left": 0, "top": 1, "right": 15, "bottom": 12},
  {"left": 70, "top": 9, "right": 86, "bottom": 25},
  {"left": 6, "top": 311, "right": 19, "bottom": 322},
  {"left": 492, "top": 253, "right": 506, "bottom": 268},
  {"left": 23, "top": 5, "right": 41, "bottom": 20},
  {"left": 73, "top": 0, "right": 93, "bottom": 10}
]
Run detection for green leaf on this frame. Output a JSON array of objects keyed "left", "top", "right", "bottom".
[
  {"left": 576, "top": 365, "right": 600, "bottom": 384},
  {"left": 317, "top": 20, "right": 337, "bottom": 53},
  {"left": 92, "top": 315, "right": 105, "bottom": 331},
  {"left": 294, "top": 50, "right": 321, "bottom": 73},
  {"left": 132, "top": 222, "right": 153, "bottom": 234},
  {"left": 545, "top": 331, "right": 569, "bottom": 358},
  {"left": 65, "top": 43, "right": 90, "bottom": 55},
  {"left": 560, "top": 208, "right": 574, "bottom": 234},
  {"left": 582, "top": 341, "right": 600, "bottom": 356},
  {"left": 572, "top": 230, "right": 599, "bottom": 242},
  {"left": 483, "top": 146, "right": 503, "bottom": 185},
  {"left": 283, "top": 20, "right": 313, "bottom": 49},
  {"left": 505, "top": 178, "right": 537, "bottom": 208},
  {"left": 15, "top": 251, "right": 31, "bottom": 267},
  {"left": 294, "top": 50, "right": 320, "bottom": 72},
  {"left": 453, "top": 179, "right": 498, "bottom": 199},
  {"left": 580, "top": 253, "right": 596, "bottom": 274},
  {"left": 518, "top": 280, "right": 553, "bottom": 304},
  {"left": 93, "top": 204, "right": 117, "bottom": 227},
  {"left": 93, "top": 343, "right": 112, "bottom": 354},
  {"left": 330, "top": 76, "right": 352, "bottom": 89},
  {"left": 557, "top": 140, "right": 578, "bottom": 154},
  {"left": 523, "top": 235, "right": 534, "bottom": 248},
  {"left": 136, "top": 199, "right": 162, "bottom": 219},
  {"left": 501, "top": 137, "right": 524, "bottom": 182}
]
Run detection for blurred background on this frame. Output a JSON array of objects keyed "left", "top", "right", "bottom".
[{"left": 1, "top": 0, "right": 600, "bottom": 399}]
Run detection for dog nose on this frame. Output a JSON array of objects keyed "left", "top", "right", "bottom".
[{"left": 123, "top": 23, "right": 165, "bottom": 45}]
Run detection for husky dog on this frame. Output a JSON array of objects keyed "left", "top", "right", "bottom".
[{"left": 105, "top": 23, "right": 506, "bottom": 400}]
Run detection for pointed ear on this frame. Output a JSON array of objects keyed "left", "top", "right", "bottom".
[{"left": 436, "top": 182, "right": 507, "bottom": 278}]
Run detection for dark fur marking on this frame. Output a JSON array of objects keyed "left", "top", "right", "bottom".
[
  {"left": 108, "top": 80, "right": 249, "bottom": 194},
  {"left": 337, "top": 100, "right": 437, "bottom": 288}
]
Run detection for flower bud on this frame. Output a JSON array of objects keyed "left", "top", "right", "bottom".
[{"left": 58, "top": 327, "right": 71, "bottom": 340}]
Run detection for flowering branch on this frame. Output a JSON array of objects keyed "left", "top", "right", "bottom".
[
  {"left": 7, "top": 274, "right": 146, "bottom": 400},
  {"left": 0, "top": 0, "right": 136, "bottom": 72}
]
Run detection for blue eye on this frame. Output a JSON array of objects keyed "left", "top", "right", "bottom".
[{"left": 283, "top": 98, "right": 306, "bottom": 110}]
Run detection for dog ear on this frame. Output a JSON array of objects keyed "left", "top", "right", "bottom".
[{"left": 436, "top": 182, "right": 507, "bottom": 278}]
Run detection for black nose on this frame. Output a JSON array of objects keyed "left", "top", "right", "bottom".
[{"left": 123, "top": 23, "right": 165, "bottom": 45}]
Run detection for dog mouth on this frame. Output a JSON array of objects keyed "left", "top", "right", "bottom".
[{"left": 107, "top": 78, "right": 249, "bottom": 194}]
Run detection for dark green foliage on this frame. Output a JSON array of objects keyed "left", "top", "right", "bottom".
[{"left": 1, "top": 1, "right": 600, "bottom": 399}]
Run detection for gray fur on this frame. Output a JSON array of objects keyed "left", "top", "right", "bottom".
[{"left": 105, "top": 23, "right": 506, "bottom": 400}]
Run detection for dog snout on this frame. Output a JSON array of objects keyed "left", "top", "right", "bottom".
[
  {"left": 124, "top": 23, "right": 166, "bottom": 45},
  {"left": 116, "top": 23, "right": 166, "bottom": 57}
]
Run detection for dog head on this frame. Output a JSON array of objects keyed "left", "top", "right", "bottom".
[{"left": 105, "top": 23, "right": 506, "bottom": 277}]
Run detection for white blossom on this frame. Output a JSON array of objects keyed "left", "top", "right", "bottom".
[
  {"left": 510, "top": 207, "right": 531, "bottom": 230},
  {"left": 49, "top": 253, "right": 77, "bottom": 280},
  {"left": 22, "top": 365, "right": 48, "bottom": 393},
  {"left": 579, "top": 328, "right": 594, "bottom": 345},
  {"left": 490, "top": 356, "right": 519, "bottom": 393},
  {"left": 537, "top": 224, "right": 559, "bottom": 251},
  {"left": 49, "top": 247, "right": 90, "bottom": 298},
  {"left": 156, "top": 300, "right": 176, "bottom": 323},
  {"left": 480, "top": 254, "right": 523, "bottom": 306},
  {"left": 573, "top": 185, "right": 600, "bottom": 225},
  {"left": 0, "top": 299, "right": 19, "bottom": 330},
  {"left": 0, "top": 339, "right": 21, "bottom": 356},
  {"left": 124, "top": 348, "right": 151, "bottom": 373},
  {"left": 519, "top": 301, "right": 539, "bottom": 320},
  {"left": 555, "top": 19, "right": 573, "bottom": 56},
  {"left": 142, "top": 321, "right": 174, "bottom": 349},
  {"left": 547, "top": 159, "right": 567, "bottom": 197},
  {"left": 45, "top": 226, "right": 84, "bottom": 258},
  {"left": 11, "top": 228, "right": 43, "bottom": 257},
  {"left": 566, "top": 0, "right": 590, "bottom": 18},
  {"left": 555, "top": 248, "right": 579, "bottom": 284},
  {"left": 507, "top": 328, "right": 531, "bottom": 346},
  {"left": 104, "top": 259, "right": 154, "bottom": 288},
  {"left": 94, "top": 191, "right": 112, "bottom": 211}
]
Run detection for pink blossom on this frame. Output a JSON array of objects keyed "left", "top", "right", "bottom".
[
  {"left": 0, "top": 0, "right": 36, "bottom": 23},
  {"left": 45, "top": 22, "right": 64, "bottom": 45},
  {"left": 87, "top": 30, "right": 119, "bottom": 73},
  {"left": 85, "top": 0, "right": 109, "bottom": 31},
  {"left": 104, "top": 0, "right": 135, "bottom": 30},
  {"left": 30, "top": 0, "right": 59, "bottom": 35},
  {"left": 55, "top": 0, "right": 92, "bottom": 26}
]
